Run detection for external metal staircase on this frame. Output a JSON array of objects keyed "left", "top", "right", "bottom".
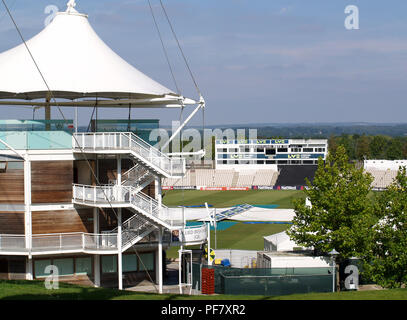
[
  {"left": 121, "top": 163, "right": 155, "bottom": 193},
  {"left": 110, "top": 213, "right": 158, "bottom": 252},
  {"left": 73, "top": 184, "right": 183, "bottom": 229},
  {"left": 71, "top": 132, "right": 192, "bottom": 251},
  {"left": 73, "top": 132, "right": 186, "bottom": 178}
]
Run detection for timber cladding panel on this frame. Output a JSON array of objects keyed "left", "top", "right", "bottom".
[
  {"left": 32, "top": 209, "right": 93, "bottom": 234},
  {"left": 142, "top": 182, "right": 155, "bottom": 198},
  {"left": 31, "top": 161, "right": 73, "bottom": 203},
  {"left": 0, "top": 212, "right": 24, "bottom": 234},
  {"left": 0, "top": 169, "right": 24, "bottom": 204}
]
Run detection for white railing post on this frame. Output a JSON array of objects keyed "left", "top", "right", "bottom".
[
  {"left": 82, "top": 185, "right": 85, "bottom": 203},
  {"left": 93, "top": 134, "right": 96, "bottom": 150},
  {"left": 82, "top": 133, "right": 85, "bottom": 149},
  {"left": 102, "top": 133, "right": 105, "bottom": 149},
  {"left": 94, "top": 187, "right": 96, "bottom": 203},
  {"left": 82, "top": 233, "right": 85, "bottom": 250},
  {"left": 59, "top": 234, "right": 62, "bottom": 250}
]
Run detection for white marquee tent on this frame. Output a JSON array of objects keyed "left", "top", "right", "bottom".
[
  {"left": 0, "top": 1, "right": 197, "bottom": 109},
  {"left": 264, "top": 231, "right": 313, "bottom": 252}
]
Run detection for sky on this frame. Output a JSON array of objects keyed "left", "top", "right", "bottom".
[{"left": 0, "top": 0, "right": 407, "bottom": 126}]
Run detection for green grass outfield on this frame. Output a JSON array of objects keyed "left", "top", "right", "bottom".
[
  {"left": 166, "top": 221, "right": 291, "bottom": 258},
  {"left": 162, "top": 190, "right": 305, "bottom": 208},
  {"left": 0, "top": 280, "right": 406, "bottom": 300}
]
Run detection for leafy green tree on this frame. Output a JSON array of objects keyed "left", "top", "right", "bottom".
[
  {"left": 355, "top": 135, "right": 371, "bottom": 160},
  {"left": 402, "top": 140, "right": 407, "bottom": 159},
  {"left": 337, "top": 134, "right": 356, "bottom": 160},
  {"left": 328, "top": 134, "right": 338, "bottom": 156},
  {"left": 369, "top": 135, "right": 388, "bottom": 159},
  {"left": 385, "top": 138, "right": 403, "bottom": 160},
  {"left": 287, "top": 145, "right": 375, "bottom": 260},
  {"left": 363, "top": 167, "right": 407, "bottom": 288}
]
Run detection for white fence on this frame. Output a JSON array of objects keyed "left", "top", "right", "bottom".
[
  {"left": 0, "top": 232, "right": 118, "bottom": 254},
  {"left": 213, "top": 249, "right": 258, "bottom": 268}
]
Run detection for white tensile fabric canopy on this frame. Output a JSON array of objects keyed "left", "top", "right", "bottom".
[
  {"left": 264, "top": 231, "right": 313, "bottom": 252},
  {"left": 0, "top": 2, "right": 195, "bottom": 107}
]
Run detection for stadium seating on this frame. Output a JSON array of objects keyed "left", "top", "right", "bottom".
[
  {"left": 162, "top": 170, "right": 191, "bottom": 187},
  {"left": 162, "top": 168, "right": 280, "bottom": 188},
  {"left": 213, "top": 170, "right": 234, "bottom": 187},
  {"left": 196, "top": 169, "right": 215, "bottom": 187},
  {"left": 235, "top": 170, "right": 256, "bottom": 187},
  {"left": 253, "top": 169, "right": 278, "bottom": 186},
  {"left": 365, "top": 168, "right": 398, "bottom": 189}
]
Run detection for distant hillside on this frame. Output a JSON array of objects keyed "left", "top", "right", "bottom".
[
  {"left": 191, "top": 123, "right": 407, "bottom": 138},
  {"left": 81, "top": 123, "right": 407, "bottom": 138}
]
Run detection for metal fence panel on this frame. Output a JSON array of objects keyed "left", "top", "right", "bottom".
[{"left": 192, "top": 263, "right": 333, "bottom": 296}]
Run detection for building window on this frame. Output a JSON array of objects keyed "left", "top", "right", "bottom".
[
  {"left": 139, "top": 253, "right": 154, "bottom": 271},
  {"left": 6, "top": 162, "right": 24, "bottom": 169},
  {"left": 102, "top": 256, "right": 117, "bottom": 274},
  {"left": 277, "top": 148, "right": 288, "bottom": 153},
  {"left": 303, "top": 148, "right": 313, "bottom": 152},
  {"left": 53, "top": 258, "right": 74, "bottom": 276},
  {"left": 75, "top": 257, "right": 92, "bottom": 276},
  {"left": 257, "top": 160, "right": 264, "bottom": 164},
  {"left": 34, "top": 259, "right": 52, "bottom": 278},
  {"left": 123, "top": 254, "right": 138, "bottom": 273},
  {"left": 34, "top": 257, "right": 93, "bottom": 278},
  {"left": 266, "top": 160, "right": 276, "bottom": 164},
  {"left": 265, "top": 148, "right": 276, "bottom": 155}
]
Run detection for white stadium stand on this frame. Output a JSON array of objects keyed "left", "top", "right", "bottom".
[
  {"left": 163, "top": 168, "right": 279, "bottom": 188},
  {"left": 364, "top": 160, "right": 407, "bottom": 189},
  {"left": 213, "top": 170, "right": 234, "bottom": 187}
]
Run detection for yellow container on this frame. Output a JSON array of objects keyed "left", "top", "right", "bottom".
[{"left": 214, "top": 259, "right": 222, "bottom": 265}]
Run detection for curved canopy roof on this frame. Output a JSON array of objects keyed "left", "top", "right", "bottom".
[{"left": 0, "top": 2, "right": 185, "bottom": 104}]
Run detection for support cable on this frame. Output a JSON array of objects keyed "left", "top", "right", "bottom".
[
  {"left": 159, "top": 0, "right": 201, "bottom": 98},
  {"left": 147, "top": 0, "right": 181, "bottom": 95}
]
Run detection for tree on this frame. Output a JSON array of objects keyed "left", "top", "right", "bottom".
[
  {"left": 355, "top": 135, "right": 371, "bottom": 160},
  {"left": 369, "top": 135, "right": 388, "bottom": 159},
  {"left": 328, "top": 134, "right": 338, "bottom": 156},
  {"left": 385, "top": 138, "right": 403, "bottom": 160},
  {"left": 337, "top": 134, "right": 356, "bottom": 160},
  {"left": 287, "top": 145, "right": 375, "bottom": 260},
  {"left": 363, "top": 167, "right": 407, "bottom": 288}
]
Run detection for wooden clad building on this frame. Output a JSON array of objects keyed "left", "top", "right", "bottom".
[{"left": 0, "top": 146, "right": 167, "bottom": 288}]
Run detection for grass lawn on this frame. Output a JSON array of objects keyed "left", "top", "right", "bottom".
[
  {"left": 1, "top": 280, "right": 406, "bottom": 300},
  {"left": 162, "top": 190, "right": 305, "bottom": 208},
  {"left": 166, "top": 222, "right": 291, "bottom": 258}
]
